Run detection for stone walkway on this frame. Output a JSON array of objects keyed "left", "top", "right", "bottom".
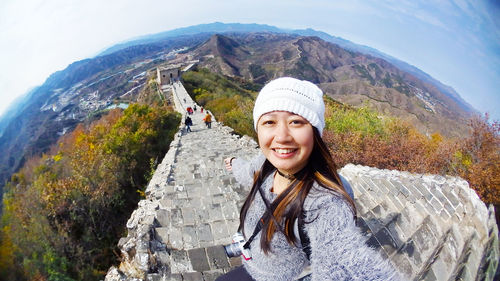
[
  {"left": 164, "top": 82, "right": 260, "bottom": 277},
  {"left": 105, "top": 81, "right": 260, "bottom": 281}
]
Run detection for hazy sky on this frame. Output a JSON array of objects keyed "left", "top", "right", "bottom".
[{"left": 1, "top": 0, "right": 499, "bottom": 120}]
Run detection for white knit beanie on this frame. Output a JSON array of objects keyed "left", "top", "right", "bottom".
[{"left": 253, "top": 77, "right": 325, "bottom": 135}]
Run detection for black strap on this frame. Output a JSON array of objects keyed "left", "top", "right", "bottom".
[
  {"left": 242, "top": 187, "right": 270, "bottom": 249},
  {"left": 298, "top": 213, "right": 311, "bottom": 260},
  {"left": 242, "top": 186, "right": 311, "bottom": 260}
]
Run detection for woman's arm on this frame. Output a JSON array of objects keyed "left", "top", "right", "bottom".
[
  {"left": 225, "top": 153, "right": 266, "bottom": 189},
  {"left": 305, "top": 193, "right": 404, "bottom": 281}
]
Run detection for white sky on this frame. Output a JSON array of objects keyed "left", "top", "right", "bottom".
[{"left": 0, "top": 0, "right": 499, "bottom": 120}]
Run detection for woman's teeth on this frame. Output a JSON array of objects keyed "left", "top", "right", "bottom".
[{"left": 274, "top": 148, "right": 295, "bottom": 154}]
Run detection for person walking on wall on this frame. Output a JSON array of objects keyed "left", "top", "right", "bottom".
[
  {"left": 219, "top": 77, "right": 403, "bottom": 281},
  {"left": 203, "top": 112, "right": 212, "bottom": 129},
  {"left": 185, "top": 115, "right": 193, "bottom": 133}
]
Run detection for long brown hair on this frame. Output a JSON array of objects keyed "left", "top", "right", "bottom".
[{"left": 238, "top": 128, "right": 357, "bottom": 254}]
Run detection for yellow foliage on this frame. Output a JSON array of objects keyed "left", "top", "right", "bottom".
[{"left": 53, "top": 153, "right": 62, "bottom": 162}]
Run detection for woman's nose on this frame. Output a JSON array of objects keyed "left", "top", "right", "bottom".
[{"left": 274, "top": 123, "right": 292, "bottom": 142}]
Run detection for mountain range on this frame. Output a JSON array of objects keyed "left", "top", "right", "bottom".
[{"left": 0, "top": 22, "right": 477, "bottom": 196}]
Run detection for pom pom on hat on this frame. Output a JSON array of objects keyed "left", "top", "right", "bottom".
[{"left": 253, "top": 77, "right": 325, "bottom": 135}]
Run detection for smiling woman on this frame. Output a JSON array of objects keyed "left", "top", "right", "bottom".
[{"left": 221, "top": 77, "right": 404, "bottom": 281}]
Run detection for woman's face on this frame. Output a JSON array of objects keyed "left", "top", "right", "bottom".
[{"left": 257, "top": 111, "right": 314, "bottom": 175}]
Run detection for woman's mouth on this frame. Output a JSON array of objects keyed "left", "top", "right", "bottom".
[{"left": 273, "top": 148, "right": 297, "bottom": 156}]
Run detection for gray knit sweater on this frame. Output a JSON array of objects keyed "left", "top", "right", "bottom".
[{"left": 231, "top": 155, "right": 404, "bottom": 281}]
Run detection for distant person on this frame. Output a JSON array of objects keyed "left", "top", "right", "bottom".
[
  {"left": 194, "top": 105, "right": 197, "bottom": 112},
  {"left": 185, "top": 116, "right": 193, "bottom": 132},
  {"left": 200, "top": 107, "right": 204, "bottom": 113},
  {"left": 219, "top": 77, "right": 402, "bottom": 281},
  {"left": 187, "top": 107, "right": 193, "bottom": 115},
  {"left": 203, "top": 113, "right": 212, "bottom": 128}
]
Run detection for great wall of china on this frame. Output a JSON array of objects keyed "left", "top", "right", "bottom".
[{"left": 104, "top": 80, "right": 499, "bottom": 281}]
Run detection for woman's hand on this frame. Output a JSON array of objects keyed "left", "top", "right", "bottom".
[{"left": 224, "top": 157, "right": 235, "bottom": 171}]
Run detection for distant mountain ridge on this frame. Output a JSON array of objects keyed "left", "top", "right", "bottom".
[
  {"left": 99, "top": 22, "right": 476, "bottom": 114},
  {"left": 185, "top": 32, "right": 472, "bottom": 137}
]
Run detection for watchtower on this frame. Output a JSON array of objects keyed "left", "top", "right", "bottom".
[{"left": 157, "top": 64, "right": 181, "bottom": 85}]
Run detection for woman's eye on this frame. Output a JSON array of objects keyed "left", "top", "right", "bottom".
[
  {"left": 262, "top": 120, "right": 274, "bottom": 125},
  {"left": 291, "top": 119, "right": 305, "bottom": 125}
]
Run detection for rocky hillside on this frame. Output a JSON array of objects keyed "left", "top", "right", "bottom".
[{"left": 187, "top": 33, "right": 473, "bottom": 138}]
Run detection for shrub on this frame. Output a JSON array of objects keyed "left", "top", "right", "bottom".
[{"left": 0, "top": 104, "right": 180, "bottom": 280}]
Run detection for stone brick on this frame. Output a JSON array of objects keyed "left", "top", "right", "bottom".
[
  {"left": 170, "top": 250, "right": 192, "bottom": 273},
  {"left": 155, "top": 227, "right": 169, "bottom": 243},
  {"left": 432, "top": 245, "right": 454, "bottom": 278},
  {"left": 371, "top": 178, "right": 390, "bottom": 194},
  {"left": 429, "top": 197, "right": 443, "bottom": 213},
  {"left": 228, "top": 256, "right": 242, "bottom": 267},
  {"left": 177, "top": 191, "right": 189, "bottom": 199},
  {"left": 356, "top": 217, "right": 371, "bottom": 235},
  {"left": 159, "top": 198, "right": 173, "bottom": 209},
  {"left": 197, "top": 223, "right": 214, "bottom": 243},
  {"left": 187, "top": 185, "right": 203, "bottom": 198},
  {"left": 405, "top": 182, "right": 424, "bottom": 198},
  {"left": 390, "top": 254, "right": 413, "bottom": 278},
  {"left": 208, "top": 204, "right": 224, "bottom": 222},
  {"left": 183, "top": 225, "right": 200, "bottom": 249},
  {"left": 169, "top": 227, "right": 183, "bottom": 249},
  {"left": 354, "top": 198, "right": 369, "bottom": 215},
  {"left": 442, "top": 201, "right": 455, "bottom": 217},
  {"left": 355, "top": 193, "right": 376, "bottom": 212},
  {"left": 385, "top": 217, "right": 404, "bottom": 247},
  {"left": 386, "top": 193, "right": 405, "bottom": 211},
  {"left": 421, "top": 269, "right": 437, "bottom": 281},
  {"left": 414, "top": 182, "right": 433, "bottom": 202},
  {"left": 206, "top": 245, "right": 230, "bottom": 269},
  {"left": 211, "top": 220, "right": 230, "bottom": 241},
  {"left": 141, "top": 214, "right": 156, "bottom": 225},
  {"left": 442, "top": 188, "right": 460, "bottom": 208},
  {"left": 182, "top": 207, "right": 196, "bottom": 225},
  {"left": 399, "top": 183, "right": 411, "bottom": 198},
  {"left": 188, "top": 248, "right": 210, "bottom": 272},
  {"left": 226, "top": 219, "right": 240, "bottom": 234},
  {"left": 440, "top": 209, "right": 452, "bottom": 221},
  {"left": 379, "top": 178, "right": 399, "bottom": 195},
  {"left": 412, "top": 220, "right": 436, "bottom": 257},
  {"left": 156, "top": 209, "right": 170, "bottom": 227},
  {"left": 389, "top": 180, "right": 406, "bottom": 197},
  {"left": 374, "top": 227, "right": 399, "bottom": 256},
  {"left": 220, "top": 201, "right": 239, "bottom": 220},
  {"left": 363, "top": 211, "right": 385, "bottom": 235},
  {"left": 182, "top": 272, "right": 204, "bottom": 281},
  {"left": 156, "top": 250, "right": 170, "bottom": 266},
  {"left": 202, "top": 270, "right": 224, "bottom": 281},
  {"left": 398, "top": 239, "right": 421, "bottom": 266},
  {"left": 165, "top": 273, "right": 183, "bottom": 281},
  {"left": 171, "top": 208, "right": 183, "bottom": 227},
  {"left": 173, "top": 198, "right": 190, "bottom": 208}
]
